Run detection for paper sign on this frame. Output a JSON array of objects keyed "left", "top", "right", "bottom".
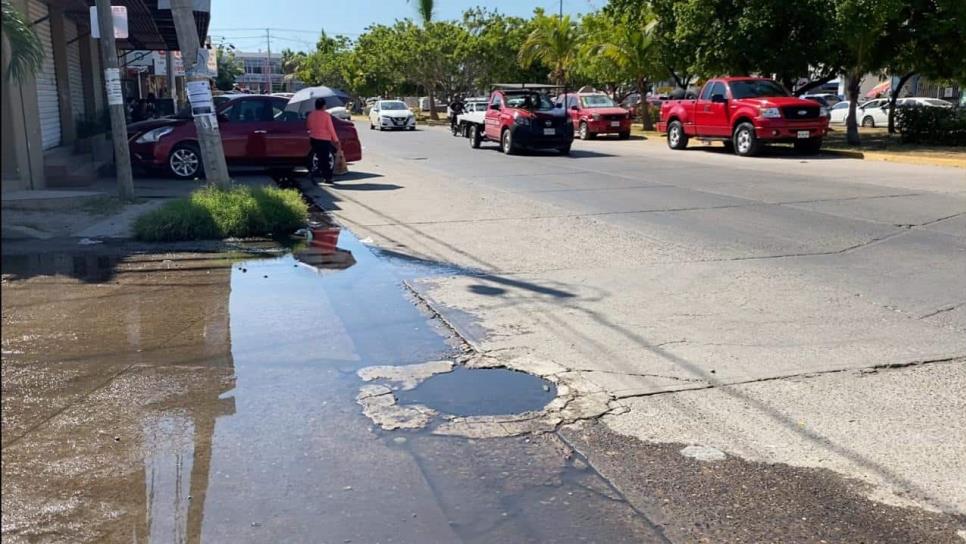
[
  {"left": 187, "top": 80, "right": 214, "bottom": 116},
  {"left": 90, "top": 6, "right": 128, "bottom": 39},
  {"left": 104, "top": 68, "right": 123, "bottom": 105}
]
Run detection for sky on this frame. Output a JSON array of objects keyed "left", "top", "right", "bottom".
[{"left": 209, "top": 0, "right": 606, "bottom": 53}]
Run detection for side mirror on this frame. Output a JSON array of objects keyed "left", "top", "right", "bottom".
[
  {"left": 711, "top": 94, "right": 727, "bottom": 103},
  {"left": 217, "top": 113, "right": 229, "bottom": 123},
  {"left": 489, "top": 104, "right": 501, "bottom": 111},
  {"left": 570, "top": 105, "right": 579, "bottom": 111}
]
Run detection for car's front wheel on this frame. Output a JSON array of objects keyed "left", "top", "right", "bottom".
[
  {"left": 168, "top": 143, "right": 203, "bottom": 179},
  {"left": 501, "top": 129, "right": 516, "bottom": 155},
  {"left": 733, "top": 122, "right": 760, "bottom": 156},
  {"left": 578, "top": 122, "right": 590, "bottom": 140}
]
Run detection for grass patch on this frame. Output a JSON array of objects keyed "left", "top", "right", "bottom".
[{"left": 134, "top": 186, "right": 308, "bottom": 242}]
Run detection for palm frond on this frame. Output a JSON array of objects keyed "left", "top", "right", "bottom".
[
  {"left": 407, "top": 0, "right": 434, "bottom": 25},
  {"left": 2, "top": 0, "right": 45, "bottom": 82}
]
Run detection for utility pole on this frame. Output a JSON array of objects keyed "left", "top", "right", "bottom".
[
  {"left": 265, "top": 28, "right": 271, "bottom": 93},
  {"left": 94, "top": 0, "right": 135, "bottom": 201},
  {"left": 170, "top": 0, "right": 231, "bottom": 188}
]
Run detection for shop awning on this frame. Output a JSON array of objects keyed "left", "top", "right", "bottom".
[{"left": 63, "top": 0, "right": 210, "bottom": 51}]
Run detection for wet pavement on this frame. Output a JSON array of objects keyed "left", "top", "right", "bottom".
[{"left": 1, "top": 230, "right": 666, "bottom": 543}]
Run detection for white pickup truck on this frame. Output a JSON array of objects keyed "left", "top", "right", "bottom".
[{"left": 453, "top": 98, "right": 489, "bottom": 137}]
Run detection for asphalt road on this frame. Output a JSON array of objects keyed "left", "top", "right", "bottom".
[{"left": 322, "top": 123, "right": 966, "bottom": 535}]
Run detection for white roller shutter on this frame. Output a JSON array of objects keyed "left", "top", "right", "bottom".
[
  {"left": 29, "top": 0, "right": 61, "bottom": 150},
  {"left": 65, "top": 19, "right": 85, "bottom": 121}
]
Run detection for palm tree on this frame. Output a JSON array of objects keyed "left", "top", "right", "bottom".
[
  {"left": 408, "top": 0, "right": 434, "bottom": 25},
  {"left": 592, "top": 14, "right": 660, "bottom": 130},
  {"left": 518, "top": 13, "right": 580, "bottom": 86},
  {"left": 2, "top": 0, "right": 44, "bottom": 81}
]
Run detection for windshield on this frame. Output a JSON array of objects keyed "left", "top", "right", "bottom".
[
  {"left": 580, "top": 95, "right": 616, "bottom": 108},
  {"left": 504, "top": 92, "right": 555, "bottom": 111},
  {"left": 380, "top": 101, "right": 407, "bottom": 110},
  {"left": 729, "top": 80, "right": 790, "bottom": 99}
]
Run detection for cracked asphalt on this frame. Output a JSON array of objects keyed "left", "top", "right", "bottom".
[{"left": 310, "top": 124, "right": 966, "bottom": 536}]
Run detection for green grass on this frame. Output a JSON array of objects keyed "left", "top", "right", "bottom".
[{"left": 134, "top": 186, "right": 308, "bottom": 242}]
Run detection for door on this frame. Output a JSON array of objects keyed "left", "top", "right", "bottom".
[
  {"left": 566, "top": 95, "right": 581, "bottom": 130},
  {"left": 219, "top": 98, "right": 270, "bottom": 162},
  {"left": 29, "top": 0, "right": 60, "bottom": 150},
  {"left": 695, "top": 81, "right": 729, "bottom": 137},
  {"left": 264, "top": 100, "right": 311, "bottom": 162},
  {"left": 484, "top": 94, "right": 503, "bottom": 140}
]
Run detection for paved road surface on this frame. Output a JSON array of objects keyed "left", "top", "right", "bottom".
[{"left": 326, "top": 124, "right": 966, "bottom": 521}]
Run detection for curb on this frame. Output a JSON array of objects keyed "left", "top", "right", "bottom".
[{"left": 823, "top": 148, "right": 966, "bottom": 168}]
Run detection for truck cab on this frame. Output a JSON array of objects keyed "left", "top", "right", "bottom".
[
  {"left": 475, "top": 88, "right": 574, "bottom": 155},
  {"left": 657, "top": 77, "right": 830, "bottom": 156}
]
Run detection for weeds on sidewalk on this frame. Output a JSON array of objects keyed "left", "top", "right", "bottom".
[{"left": 134, "top": 186, "right": 308, "bottom": 241}]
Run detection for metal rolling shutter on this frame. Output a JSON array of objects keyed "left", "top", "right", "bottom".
[
  {"left": 29, "top": 0, "right": 61, "bottom": 150},
  {"left": 65, "top": 19, "right": 85, "bottom": 121}
]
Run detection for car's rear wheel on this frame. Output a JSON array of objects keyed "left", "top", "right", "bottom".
[
  {"left": 733, "top": 122, "right": 760, "bottom": 156},
  {"left": 168, "top": 143, "right": 203, "bottom": 179},
  {"left": 862, "top": 116, "right": 875, "bottom": 128},
  {"left": 501, "top": 129, "right": 516, "bottom": 155},
  {"left": 309, "top": 149, "right": 336, "bottom": 179},
  {"left": 667, "top": 120, "right": 688, "bottom": 150},
  {"left": 794, "top": 138, "right": 823, "bottom": 155},
  {"left": 469, "top": 125, "right": 481, "bottom": 148}
]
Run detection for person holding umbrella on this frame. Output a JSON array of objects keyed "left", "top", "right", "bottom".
[{"left": 306, "top": 97, "right": 341, "bottom": 184}]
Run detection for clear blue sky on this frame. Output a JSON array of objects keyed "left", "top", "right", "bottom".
[{"left": 209, "top": 0, "right": 606, "bottom": 53}]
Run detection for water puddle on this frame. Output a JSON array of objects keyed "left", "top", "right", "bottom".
[{"left": 396, "top": 367, "right": 556, "bottom": 416}]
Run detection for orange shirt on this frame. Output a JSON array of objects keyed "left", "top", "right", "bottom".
[{"left": 307, "top": 109, "right": 338, "bottom": 142}]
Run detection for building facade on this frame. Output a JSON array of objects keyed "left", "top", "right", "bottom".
[{"left": 234, "top": 51, "right": 282, "bottom": 93}]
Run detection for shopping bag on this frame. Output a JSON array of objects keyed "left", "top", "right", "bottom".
[{"left": 334, "top": 149, "right": 349, "bottom": 176}]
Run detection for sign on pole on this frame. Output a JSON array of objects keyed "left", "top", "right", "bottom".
[{"left": 104, "top": 67, "right": 123, "bottom": 105}]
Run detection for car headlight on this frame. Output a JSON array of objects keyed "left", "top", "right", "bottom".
[
  {"left": 135, "top": 126, "right": 173, "bottom": 144},
  {"left": 380, "top": 116, "right": 390, "bottom": 121},
  {"left": 820, "top": 106, "right": 830, "bottom": 117},
  {"left": 760, "top": 107, "right": 782, "bottom": 119},
  {"left": 592, "top": 113, "right": 601, "bottom": 121},
  {"left": 513, "top": 114, "right": 530, "bottom": 126}
]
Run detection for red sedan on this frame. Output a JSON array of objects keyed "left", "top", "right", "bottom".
[{"left": 127, "top": 95, "right": 361, "bottom": 179}]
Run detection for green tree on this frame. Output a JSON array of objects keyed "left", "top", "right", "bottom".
[
  {"left": 518, "top": 11, "right": 580, "bottom": 86},
  {"left": 1, "top": 0, "right": 44, "bottom": 81},
  {"left": 408, "top": 0, "right": 434, "bottom": 24},
  {"left": 296, "top": 32, "right": 353, "bottom": 89},
  {"left": 833, "top": 0, "right": 905, "bottom": 145},
  {"left": 587, "top": 10, "right": 662, "bottom": 129},
  {"left": 280, "top": 48, "right": 306, "bottom": 75},
  {"left": 884, "top": 0, "right": 966, "bottom": 132},
  {"left": 215, "top": 45, "right": 242, "bottom": 91},
  {"left": 607, "top": 0, "right": 696, "bottom": 89},
  {"left": 462, "top": 8, "right": 543, "bottom": 90}
]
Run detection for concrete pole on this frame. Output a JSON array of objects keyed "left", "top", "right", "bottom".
[
  {"left": 170, "top": 0, "right": 230, "bottom": 188},
  {"left": 94, "top": 0, "right": 135, "bottom": 200}
]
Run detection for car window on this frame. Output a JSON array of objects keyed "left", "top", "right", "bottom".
[
  {"left": 699, "top": 82, "right": 715, "bottom": 100},
  {"left": 580, "top": 95, "right": 616, "bottom": 108},
  {"left": 490, "top": 94, "right": 503, "bottom": 109},
  {"left": 710, "top": 82, "right": 727, "bottom": 99},
  {"left": 504, "top": 92, "right": 554, "bottom": 111},
  {"left": 228, "top": 99, "right": 269, "bottom": 123},
  {"left": 729, "top": 80, "right": 789, "bottom": 99},
  {"left": 831, "top": 102, "right": 849, "bottom": 110}
]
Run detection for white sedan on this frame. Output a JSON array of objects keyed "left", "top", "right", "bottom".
[
  {"left": 856, "top": 99, "right": 891, "bottom": 128},
  {"left": 369, "top": 100, "right": 416, "bottom": 131},
  {"left": 828, "top": 101, "right": 851, "bottom": 124}
]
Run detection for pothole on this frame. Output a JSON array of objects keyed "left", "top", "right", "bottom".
[{"left": 395, "top": 367, "right": 556, "bottom": 417}]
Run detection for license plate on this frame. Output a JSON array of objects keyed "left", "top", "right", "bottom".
[
  {"left": 543, "top": 128, "right": 555, "bottom": 135},
  {"left": 611, "top": 121, "right": 620, "bottom": 127},
  {"left": 797, "top": 130, "right": 810, "bottom": 139}
]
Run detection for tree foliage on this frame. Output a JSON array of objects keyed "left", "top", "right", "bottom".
[
  {"left": 215, "top": 46, "right": 242, "bottom": 91},
  {"left": 518, "top": 11, "right": 581, "bottom": 86},
  {"left": 2, "top": 0, "right": 44, "bottom": 82}
]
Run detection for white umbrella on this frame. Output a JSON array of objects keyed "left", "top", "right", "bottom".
[{"left": 285, "top": 86, "right": 351, "bottom": 117}]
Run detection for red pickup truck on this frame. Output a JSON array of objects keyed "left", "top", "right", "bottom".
[
  {"left": 467, "top": 87, "right": 574, "bottom": 155},
  {"left": 657, "top": 77, "right": 830, "bottom": 156}
]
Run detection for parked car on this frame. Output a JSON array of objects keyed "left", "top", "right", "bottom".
[
  {"left": 898, "top": 97, "right": 954, "bottom": 108},
  {"left": 828, "top": 100, "right": 851, "bottom": 124},
  {"left": 127, "top": 95, "right": 362, "bottom": 179},
  {"left": 856, "top": 98, "right": 890, "bottom": 127},
  {"left": 368, "top": 100, "right": 416, "bottom": 131},
  {"left": 657, "top": 77, "right": 830, "bottom": 156},
  {"left": 800, "top": 93, "right": 841, "bottom": 106},
  {"left": 466, "top": 88, "right": 573, "bottom": 155},
  {"left": 327, "top": 106, "right": 352, "bottom": 121},
  {"left": 556, "top": 92, "right": 632, "bottom": 140}
]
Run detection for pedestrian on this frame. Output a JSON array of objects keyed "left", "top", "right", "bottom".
[{"left": 306, "top": 97, "right": 341, "bottom": 184}]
